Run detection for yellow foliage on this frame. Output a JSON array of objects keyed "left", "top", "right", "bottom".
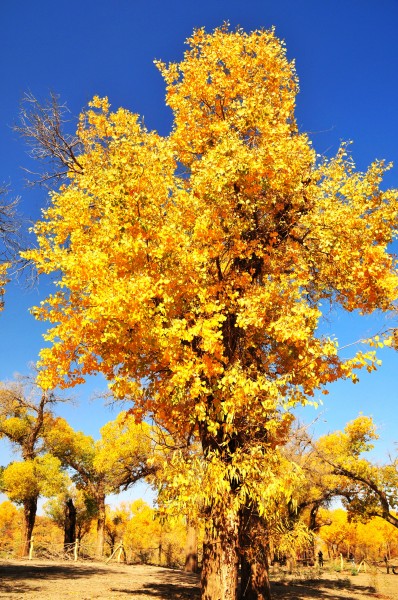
[
  {"left": 319, "top": 509, "right": 398, "bottom": 561},
  {"left": 2, "top": 455, "right": 66, "bottom": 504},
  {"left": 122, "top": 499, "right": 186, "bottom": 567},
  {"left": 23, "top": 26, "right": 398, "bottom": 524},
  {"left": 0, "top": 501, "right": 21, "bottom": 552}
]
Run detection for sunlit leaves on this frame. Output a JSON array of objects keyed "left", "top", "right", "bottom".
[
  {"left": 23, "top": 26, "right": 398, "bottom": 533},
  {"left": 2, "top": 455, "right": 65, "bottom": 504}
]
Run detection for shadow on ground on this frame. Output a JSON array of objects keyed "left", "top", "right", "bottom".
[
  {"left": 0, "top": 582, "right": 41, "bottom": 596},
  {"left": 0, "top": 562, "right": 121, "bottom": 581},
  {"left": 271, "top": 578, "right": 377, "bottom": 599},
  {"left": 113, "top": 568, "right": 200, "bottom": 598}
]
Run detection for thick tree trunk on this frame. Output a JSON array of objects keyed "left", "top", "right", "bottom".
[
  {"left": 20, "top": 497, "right": 38, "bottom": 557},
  {"left": 240, "top": 553, "right": 271, "bottom": 600},
  {"left": 239, "top": 509, "right": 271, "bottom": 600},
  {"left": 95, "top": 494, "right": 106, "bottom": 559},
  {"left": 201, "top": 508, "right": 240, "bottom": 600},
  {"left": 64, "top": 498, "right": 77, "bottom": 550},
  {"left": 184, "top": 521, "right": 198, "bottom": 573}
]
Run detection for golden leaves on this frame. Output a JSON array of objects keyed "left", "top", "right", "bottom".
[{"left": 21, "top": 26, "right": 398, "bottom": 521}]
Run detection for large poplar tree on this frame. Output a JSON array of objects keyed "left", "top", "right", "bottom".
[{"left": 24, "top": 26, "right": 398, "bottom": 599}]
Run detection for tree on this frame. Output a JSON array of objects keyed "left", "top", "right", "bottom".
[
  {"left": 314, "top": 416, "right": 398, "bottom": 529},
  {"left": 0, "top": 379, "right": 66, "bottom": 556},
  {"left": 23, "top": 26, "right": 398, "bottom": 599},
  {"left": 44, "top": 486, "right": 97, "bottom": 546},
  {"left": 0, "top": 500, "right": 22, "bottom": 554},
  {"left": 318, "top": 508, "right": 398, "bottom": 562},
  {"left": 14, "top": 92, "right": 84, "bottom": 187},
  {"left": 44, "top": 411, "right": 155, "bottom": 557}
]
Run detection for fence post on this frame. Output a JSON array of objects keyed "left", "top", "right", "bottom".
[
  {"left": 29, "top": 536, "right": 34, "bottom": 560},
  {"left": 117, "top": 542, "right": 123, "bottom": 563}
]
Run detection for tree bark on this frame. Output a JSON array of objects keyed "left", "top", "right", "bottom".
[
  {"left": 240, "top": 554, "right": 271, "bottom": 600},
  {"left": 239, "top": 509, "right": 271, "bottom": 600},
  {"left": 201, "top": 508, "right": 240, "bottom": 600},
  {"left": 95, "top": 494, "right": 106, "bottom": 559},
  {"left": 64, "top": 498, "right": 77, "bottom": 550},
  {"left": 20, "top": 496, "right": 38, "bottom": 557},
  {"left": 184, "top": 520, "right": 198, "bottom": 573}
]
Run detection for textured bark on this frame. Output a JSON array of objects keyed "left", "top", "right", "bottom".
[
  {"left": 184, "top": 522, "right": 198, "bottom": 573},
  {"left": 239, "top": 509, "right": 271, "bottom": 600},
  {"left": 20, "top": 497, "right": 38, "bottom": 557},
  {"left": 201, "top": 509, "right": 240, "bottom": 600},
  {"left": 64, "top": 498, "right": 77, "bottom": 550}
]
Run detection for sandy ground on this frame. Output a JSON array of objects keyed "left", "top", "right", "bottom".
[{"left": 0, "top": 559, "right": 397, "bottom": 599}]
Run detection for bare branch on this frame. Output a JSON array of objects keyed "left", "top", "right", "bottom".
[
  {"left": 14, "top": 92, "right": 84, "bottom": 187},
  {"left": 0, "top": 186, "right": 21, "bottom": 259}
]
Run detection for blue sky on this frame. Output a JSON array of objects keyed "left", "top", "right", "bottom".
[{"left": 1, "top": 0, "right": 398, "bottom": 505}]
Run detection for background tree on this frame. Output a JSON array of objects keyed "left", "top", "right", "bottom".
[
  {"left": 318, "top": 508, "right": 398, "bottom": 563},
  {"left": 104, "top": 504, "right": 130, "bottom": 556},
  {"left": 44, "top": 411, "right": 155, "bottom": 557},
  {"left": 14, "top": 92, "right": 84, "bottom": 187},
  {"left": 0, "top": 379, "right": 66, "bottom": 556},
  {"left": 314, "top": 416, "right": 398, "bottom": 529},
  {"left": 44, "top": 484, "right": 98, "bottom": 550},
  {"left": 0, "top": 500, "right": 22, "bottom": 555},
  {"left": 23, "top": 26, "right": 398, "bottom": 600},
  {"left": 122, "top": 499, "right": 187, "bottom": 567}
]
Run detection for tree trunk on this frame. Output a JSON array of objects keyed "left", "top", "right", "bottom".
[
  {"left": 240, "top": 553, "right": 271, "bottom": 600},
  {"left": 239, "top": 509, "right": 271, "bottom": 600},
  {"left": 64, "top": 498, "right": 77, "bottom": 551},
  {"left": 185, "top": 520, "right": 198, "bottom": 573},
  {"left": 201, "top": 508, "right": 240, "bottom": 600},
  {"left": 95, "top": 494, "right": 106, "bottom": 559},
  {"left": 20, "top": 496, "right": 38, "bottom": 557}
]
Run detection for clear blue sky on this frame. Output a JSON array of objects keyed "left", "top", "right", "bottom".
[{"left": 1, "top": 0, "right": 398, "bottom": 499}]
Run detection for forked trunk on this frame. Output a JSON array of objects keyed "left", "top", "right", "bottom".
[
  {"left": 20, "top": 496, "right": 38, "bottom": 557},
  {"left": 201, "top": 508, "right": 240, "bottom": 600}
]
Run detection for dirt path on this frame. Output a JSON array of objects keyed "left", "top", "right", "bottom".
[
  {"left": 0, "top": 559, "right": 397, "bottom": 599},
  {"left": 0, "top": 560, "right": 200, "bottom": 599}
]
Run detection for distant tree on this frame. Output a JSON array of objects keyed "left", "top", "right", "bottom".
[
  {"left": 0, "top": 379, "right": 66, "bottom": 556},
  {"left": 280, "top": 416, "right": 398, "bottom": 541},
  {"left": 315, "top": 416, "right": 398, "bottom": 529},
  {"left": 318, "top": 508, "right": 398, "bottom": 562},
  {"left": 0, "top": 500, "right": 22, "bottom": 553},
  {"left": 44, "top": 411, "right": 155, "bottom": 558},
  {"left": 44, "top": 486, "right": 97, "bottom": 547},
  {"left": 104, "top": 503, "right": 130, "bottom": 555}
]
